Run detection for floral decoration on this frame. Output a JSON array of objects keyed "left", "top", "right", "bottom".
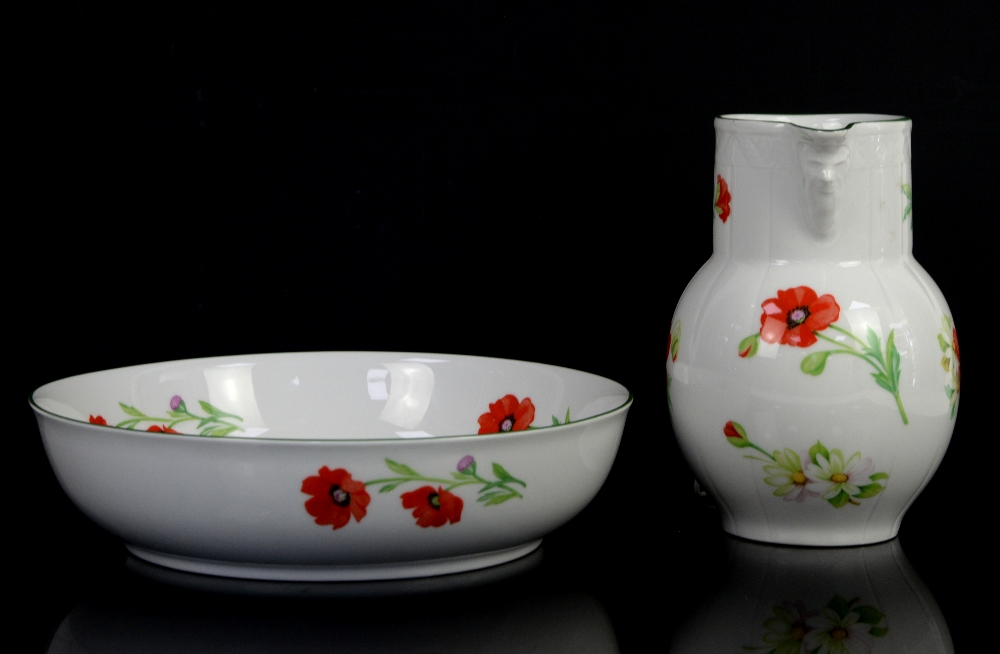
[
  {"left": 401, "top": 486, "right": 464, "bottom": 527},
  {"left": 301, "top": 456, "right": 526, "bottom": 530},
  {"left": 667, "top": 320, "right": 681, "bottom": 408},
  {"left": 901, "top": 183, "right": 912, "bottom": 226},
  {"left": 715, "top": 174, "right": 731, "bottom": 222},
  {"left": 478, "top": 395, "right": 536, "bottom": 434},
  {"left": 939, "top": 316, "right": 960, "bottom": 418},
  {"left": 725, "top": 421, "right": 888, "bottom": 509},
  {"left": 746, "top": 596, "right": 887, "bottom": 654},
  {"left": 147, "top": 425, "right": 181, "bottom": 434},
  {"left": 476, "top": 395, "right": 573, "bottom": 432},
  {"left": 87, "top": 395, "right": 245, "bottom": 436},
  {"left": 738, "top": 286, "right": 908, "bottom": 424},
  {"left": 301, "top": 467, "right": 371, "bottom": 530}
]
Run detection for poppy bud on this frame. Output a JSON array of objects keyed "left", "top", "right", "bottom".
[
  {"left": 457, "top": 455, "right": 475, "bottom": 472},
  {"left": 170, "top": 395, "right": 183, "bottom": 411},
  {"left": 724, "top": 421, "right": 750, "bottom": 448}
]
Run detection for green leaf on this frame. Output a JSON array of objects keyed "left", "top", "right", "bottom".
[
  {"left": 870, "top": 626, "right": 889, "bottom": 638},
  {"left": 199, "top": 400, "right": 221, "bottom": 416},
  {"left": 483, "top": 493, "right": 517, "bottom": 505},
  {"left": 869, "top": 472, "right": 889, "bottom": 481},
  {"left": 800, "top": 350, "right": 831, "bottom": 375},
  {"left": 166, "top": 410, "right": 186, "bottom": 418},
  {"left": 828, "top": 490, "right": 852, "bottom": 509},
  {"left": 385, "top": 459, "right": 419, "bottom": 476},
  {"left": 119, "top": 403, "right": 146, "bottom": 417},
  {"left": 853, "top": 483, "right": 885, "bottom": 499},
  {"left": 115, "top": 419, "right": 142, "bottom": 429},
  {"left": 866, "top": 327, "right": 881, "bottom": 357},
  {"left": 477, "top": 491, "right": 503, "bottom": 502},
  {"left": 203, "top": 425, "right": 237, "bottom": 437},
  {"left": 945, "top": 386, "right": 955, "bottom": 398},
  {"left": 871, "top": 372, "right": 893, "bottom": 392},
  {"left": 901, "top": 183, "right": 912, "bottom": 200},
  {"left": 451, "top": 471, "right": 472, "bottom": 480},
  {"left": 198, "top": 401, "right": 243, "bottom": 421},
  {"left": 379, "top": 482, "right": 404, "bottom": 493},
  {"left": 938, "top": 334, "right": 950, "bottom": 352},
  {"left": 552, "top": 415, "right": 560, "bottom": 426},
  {"left": 854, "top": 605, "right": 885, "bottom": 626},
  {"left": 738, "top": 333, "right": 760, "bottom": 358},
  {"left": 809, "top": 441, "right": 829, "bottom": 465},
  {"left": 493, "top": 462, "right": 514, "bottom": 481},
  {"left": 827, "top": 595, "right": 851, "bottom": 618},
  {"left": 903, "top": 205, "right": 912, "bottom": 221},
  {"left": 886, "top": 330, "right": 901, "bottom": 386},
  {"left": 565, "top": 408, "right": 571, "bottom": 424}
]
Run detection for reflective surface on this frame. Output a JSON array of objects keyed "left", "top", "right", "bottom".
[
  {"left": 672, "top": 538, "right": 952, "bottom": 653},
  {"left": 48, "top": 549, "right": 621, "bottom": 654},
  {"left": 32, "top": 504, "right": 975, "bottom": 653}
]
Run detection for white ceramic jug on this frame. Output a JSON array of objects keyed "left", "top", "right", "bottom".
[{"left": 668, "top": 114, "right": 959, "bottom": 546}]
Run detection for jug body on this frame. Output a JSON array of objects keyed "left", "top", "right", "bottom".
[{"left": 668, "top": 114, "right": 959, "bottom": 546}]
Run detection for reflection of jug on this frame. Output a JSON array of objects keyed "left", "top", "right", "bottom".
[
  {"left": 668, "top": 114, "right": 958, "bottom": 546},
  {"left": 670, "top": 538, "right": 953, "bottom": 653}
]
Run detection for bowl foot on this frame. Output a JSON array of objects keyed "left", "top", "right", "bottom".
[{"left": 125, "top": 540, "right": 543, "bottom": 581}]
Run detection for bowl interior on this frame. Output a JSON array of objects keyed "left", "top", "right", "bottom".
[{"left": 32, "top": 352, "right": 630, "bottom": 441}]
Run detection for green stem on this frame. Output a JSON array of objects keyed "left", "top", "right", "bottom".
[
  {"left": 747, "top": 442, "right": 775, "bottom": 461},
  {"left": 365, "top": 475, "right": 457, "bottom": 486},
  {"left": 816, "top": 329, "right": 908, "bottom": 426},
  {"left": 827, "top": 324, "right": 868, "bottom": 348},
  {"left": 895, "top": 393, "right": 909, "bottom": 425}
]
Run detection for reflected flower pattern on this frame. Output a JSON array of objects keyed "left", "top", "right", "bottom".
[{"left": 748, "top": 596, "right": 887, "bottom": 654}]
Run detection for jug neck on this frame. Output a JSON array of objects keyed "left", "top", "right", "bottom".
[{"left": 712, "top": 115, "right": 913, "bottom": 263}]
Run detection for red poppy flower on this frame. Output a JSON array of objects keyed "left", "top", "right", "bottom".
[
  {"left": 146, "top": 424, "right": 180, "bottom": 434},
  {"left": 759, "top": 286, "right": 840, "bottom": 348},
  {"left": 478, "top": 395, "right": 535, "bottom": 434},
  {"left": 401, "top": 485, "right": 464, "bottom": 527},
  {"left": 301, "top": 467, "right": 371, "bottom": 529},
  {"left": 88, "top": 415, "right": 107, "bottom": 426},
  {"left": 953, "top": 327, "right": 960, "bottom": 363},
  {"left": 714, "top": 174, "right": 731, "bottom": 222}
]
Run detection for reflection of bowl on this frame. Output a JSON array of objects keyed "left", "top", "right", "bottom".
[
  {"left": 48, "top": 566, "right": 618, "bottom": 654},
  {"left": 31, "top": 352, "right": 631, "bottom": 581}
]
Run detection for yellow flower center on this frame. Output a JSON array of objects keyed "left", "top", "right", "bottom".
[
  {"left": 831, "top": 473, "right": 848, "bottom": 483},
  {"left": 831, "top": 627, "right": 848, "bottom": 640},
  {"left": 792, "top": 471, "right": 807, "bottom": 485}
]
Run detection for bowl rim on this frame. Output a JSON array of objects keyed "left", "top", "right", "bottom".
[{"left": 29, "top": 351, "right": 633, "bottom": 445}]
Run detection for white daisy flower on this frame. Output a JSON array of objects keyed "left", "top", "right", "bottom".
[{"left": 805, "top": 450, "right": 873, "bottom": 501}]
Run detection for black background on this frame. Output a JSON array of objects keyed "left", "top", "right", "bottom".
[{"left": 18, "top": 2, "right": 997, "bottom": 650}]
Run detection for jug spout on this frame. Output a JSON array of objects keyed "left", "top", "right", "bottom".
[{"left": 797, "top": 129, "right": 850, "bottom": 241}]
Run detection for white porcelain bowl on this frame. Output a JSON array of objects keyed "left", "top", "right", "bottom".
[{"left": 31, "top": 352, "right": 631, "bottom": 581}]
